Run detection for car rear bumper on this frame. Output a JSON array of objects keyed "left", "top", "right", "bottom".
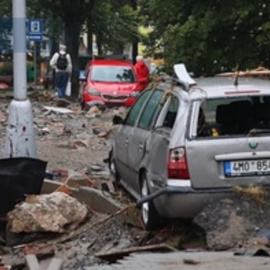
[{"left": 137, "top": 185, "right": 270, "bottom": 219}]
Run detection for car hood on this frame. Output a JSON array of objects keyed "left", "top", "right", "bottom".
[{"left": 88, "top": 81, "right": 137, "bottom": 94}]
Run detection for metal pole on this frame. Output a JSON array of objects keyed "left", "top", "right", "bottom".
[
  {"left": 4, "top": 0, "right": 37, "bottom": 158},
  {"left": 34, "top": 42, "right": 37, "bottom": 89},
  {"left": 13, "top": 0, "right": 27, "bottom": 100}
]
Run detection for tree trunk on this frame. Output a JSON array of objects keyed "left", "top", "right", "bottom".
[
  {"left": 130, "top": 0, "right": 138, "bottom": 64},
  {"left": 64, "top": 18, "right": 81, "bottom": 99},
  {"left": 87, "top": 15, "right": 93, "bottom": 56},
  {"left": 96, "top": 34, "right": 103, "bottom": 56}
]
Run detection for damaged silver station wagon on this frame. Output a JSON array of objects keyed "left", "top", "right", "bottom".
[{"left": 109, "top": 64, "right": 270, "bottom": 230}]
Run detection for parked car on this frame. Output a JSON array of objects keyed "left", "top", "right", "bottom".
[
  {"left": 81, "top": 59, "right": 142, "bottom": 108},
  {"left": 109, "top": 64, "right": 270, "bottom": 230}
]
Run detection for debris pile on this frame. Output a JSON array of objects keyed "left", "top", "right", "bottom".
[
  {"left": 0, "top": 90, "right": 269, "bottom": 268},
  {"left": 8, "top": 192, "right": 88, "bottom": 233},
  {"left": 194, "top": 188, "right": 270, "bottom": 251}
]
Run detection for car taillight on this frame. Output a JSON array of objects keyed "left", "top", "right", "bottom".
[{"left": 168, "top": 147, "right": 190, "bottom": 179}]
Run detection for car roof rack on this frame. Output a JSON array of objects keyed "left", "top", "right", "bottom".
[{"left": 174, "top": 63, "right": 197, "bottom": 91}]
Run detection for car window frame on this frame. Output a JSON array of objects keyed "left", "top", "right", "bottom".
[
  {"left": 155, "top": 93, "right": 180, "bottom": 130},
  {"left": 123, "top": 89, "right": 152, "bottom": 127},
  {"left": 188, "top": 100, "right": 201, "bottom": 140},
  {"left": 137, "top": 89, "right": 164, "bottom": 131}
]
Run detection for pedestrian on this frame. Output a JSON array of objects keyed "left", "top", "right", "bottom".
[
  {"left": 49, "top": 44, "right": 72, "bottom": 98},
  {"left": 134, "top": 55, "right": 150, "bottom": 90}
]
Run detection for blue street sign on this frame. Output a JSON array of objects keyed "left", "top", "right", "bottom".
[{"left": 28, "top": 19, "right": 43, "bottom": 42}]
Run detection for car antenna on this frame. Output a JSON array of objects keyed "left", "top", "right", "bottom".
[{"left": 234, "top": 64, "right": 240, "bottom": 86}]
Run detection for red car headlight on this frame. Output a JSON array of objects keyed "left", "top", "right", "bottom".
[{"left": 87, "top": 87, "right": 100, "bottom": 96}]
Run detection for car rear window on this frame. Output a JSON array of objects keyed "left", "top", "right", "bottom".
[
  {"left": 90, "top": 65, "right": 135, "bottom": 83},
  {"left": 196, "top": 95, "right": 270, "bottom": 138}
]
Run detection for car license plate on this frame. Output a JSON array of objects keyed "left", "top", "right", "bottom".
[{"left": 224, "top": 159, "right": 270, "bottom": 177}]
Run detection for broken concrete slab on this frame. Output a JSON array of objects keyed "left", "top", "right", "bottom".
[
  {"left": 42, "top": 180, "right": 143, "bottom": 229},
  {"left": 8, "top": 192, "right": 88, "bottom": 233},
  {"left": 41, "top": 180, "right": 122, "bottom": 215}
]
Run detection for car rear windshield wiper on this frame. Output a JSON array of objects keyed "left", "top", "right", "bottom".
[{"left": 246, "top": 128, "right": 270, "bottom": 136}]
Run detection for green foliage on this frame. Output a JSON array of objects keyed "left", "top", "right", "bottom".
[
  {"left": 140, "top": 0, "right": 270, "bottom": 76},
  {"left": 0, "top": 62, "right": 33, "bottom": 75},
  {"left": 93, "top": 1, "right": 138, "bottom": 54},
  {"left": 0, "top": 0, "right": 11, "bottom": 17},
  {"left": 0, "top": 62, "right": 12, "bottom": 75}
]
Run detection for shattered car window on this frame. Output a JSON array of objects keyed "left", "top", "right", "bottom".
[
  {"left": 162, "top": 96, "right": 179, "bottom": 128},
  {"left": 196, "top": 95, "right": 270, "bottom": 137}
]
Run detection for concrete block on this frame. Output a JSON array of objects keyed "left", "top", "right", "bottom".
[{"left": 42, "top": 180, "right": 122, "bottom": 215}]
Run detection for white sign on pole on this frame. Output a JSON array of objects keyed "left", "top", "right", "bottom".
[{"left": 28, "top": 19, "right": 43, "bottom": 42}]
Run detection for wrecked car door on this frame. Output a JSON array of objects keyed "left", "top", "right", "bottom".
[
  {"left": 145, "top": 95, "right": 180, "bottom": 188},
  {"left": 127, "top": 89, "right": 164, "bottom": 191},
  {"left": 114, "top": 90, "right": 151, "bottom": 182}
]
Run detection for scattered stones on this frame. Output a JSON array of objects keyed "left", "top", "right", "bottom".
[
  {"left": 69, "top": 138, "right": 92, "bottom": 149},
  {"left": 88, "top": 106, "right": 100, "bottom": 115}
]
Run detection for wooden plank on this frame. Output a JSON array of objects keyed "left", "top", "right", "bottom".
[{"left": 95, "top": 244, "right": 176, "bottom": 262}]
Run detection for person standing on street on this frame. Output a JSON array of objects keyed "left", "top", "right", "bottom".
[
  {"left": 134, "top": 55, "right": 150, "bottom": 90},
  {"left": 50, "top": 44, "right": 72, "bottom": 98}
]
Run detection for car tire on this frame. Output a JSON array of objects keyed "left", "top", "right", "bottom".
[{"left": 140, "top": 172, "right": 163, "bottom": 230}]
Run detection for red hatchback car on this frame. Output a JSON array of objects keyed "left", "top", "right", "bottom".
[{"left": 82, "top": 59, "right": 142, "bottom": 107}]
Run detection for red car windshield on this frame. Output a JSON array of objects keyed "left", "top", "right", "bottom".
[{"left": 90, "top": 65, "right": 136, "bottom": 83}]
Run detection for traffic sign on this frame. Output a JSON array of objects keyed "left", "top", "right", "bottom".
[{"left": 28, "top": 19, "right": 43, "bottom": 42}]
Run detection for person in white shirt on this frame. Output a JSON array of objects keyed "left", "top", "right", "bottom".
[{"left": 50, "top": 44, "right": 72, "bottom": 98}]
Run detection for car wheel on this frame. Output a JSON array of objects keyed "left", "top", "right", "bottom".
[{"left": 140, "top": 172, "right": 163, "bottom": 230}]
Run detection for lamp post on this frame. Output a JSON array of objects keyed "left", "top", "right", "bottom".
[{"left": 4, "top": 0, "right": 37, "bottom": 158}]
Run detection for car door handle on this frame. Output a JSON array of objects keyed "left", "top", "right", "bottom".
[{"left": 139, "top": 143, "right": 144, "bottom": 152}]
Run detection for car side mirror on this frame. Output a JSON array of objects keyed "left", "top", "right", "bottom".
[{"left": 112, "top": 115, "right": 124, "bottom": 125}]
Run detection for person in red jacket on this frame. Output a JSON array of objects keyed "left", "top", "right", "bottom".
[{"left": 134, "top": 55, "right": 150, "bottom": 90}]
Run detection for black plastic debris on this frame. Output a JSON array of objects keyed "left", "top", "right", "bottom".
[{"left": 0, "top": 157, "right": 47, "bottom": 216}]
